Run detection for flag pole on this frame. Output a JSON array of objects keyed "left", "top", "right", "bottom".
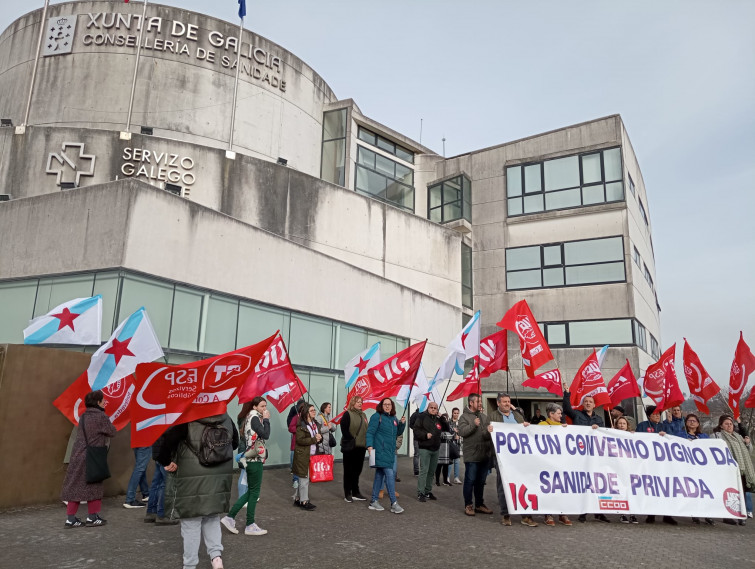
[
  {"left": 228, "top": 13, "right": 244, "bottom": 150},
  {"left": 125, "top": 0, "right": 149, "bottom": 133},
  {"left": 22, "top": 0, "right": 50, "bottom": 127}
]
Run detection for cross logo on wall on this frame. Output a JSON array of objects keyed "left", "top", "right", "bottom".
[
  {"left": 46, "top": 142, "right": 96, "bottom": 186},
  {"left": 42, "top": 16, "right": 77, "bottom": 57}
]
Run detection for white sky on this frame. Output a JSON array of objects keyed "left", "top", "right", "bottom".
[{"left": 2, "top": 0, "right": 754, "bottom": 398}]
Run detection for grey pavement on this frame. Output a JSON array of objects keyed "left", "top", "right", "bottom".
[{"left": 2, "top": 457, "right": 753, "bottom": 569}]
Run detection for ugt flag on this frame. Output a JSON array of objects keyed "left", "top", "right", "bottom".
[
  {"left": 265, "top": 377, "right": 308, "bottom": 413},
  {"left": 606, "top": 360, "right": 640, "bottom": 409},
  {"left": 237, "top": 332, "right": 298, "bottom": 403},
  {"left": 728, "top": 332, "right": 755, "bottom": 420},
  {"left": 682, "top": 339, "right": 720, "bottom": 415},
  {"left": 523, "top": 368, "right": 564, "bottom": 397},
  {"left": 569, "top": 350, "right": 611, "bottom": 410},
  {"left": 54, "top": 373, "right": 135, "bottom": 430},
  {"left": 498, "top": 300, "right": 554, "bottom": 373},
  {"left": 88, "top": 307, "right": 164, "bottom": 391},
  {"left": 643, "top": 344, "right": 684, "bottom": 413},
  {"left": 131, "top": 337, "right": 275, "bottom": 447},
  {"left": 344, "top": 342, "right": 381, "bottom": 391},
  {"left": 23, "top": 296, "right": 102, "bottom": 345}
]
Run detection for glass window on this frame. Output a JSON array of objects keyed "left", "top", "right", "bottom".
[
  {"left": 639, "top": 199, "right": 649, "bottom": 225},
  {"left": 545, "top": 188, "right": 581, "bottom": 210},
  {"left": 322, "top": 108, "right": 346, "bottom": 141},
  {"left": 507, "top": 166, "right": 522, "bottom": 197},
  {"left": 650, "top": 334, "right": 660, "bottom": 360},
  {"left": 565, "top": 262, "right": 625, "bottom": 285},
  {"left": 357, "top": 127, "right": 414, "bottom": 164},
  {"left": 427, "top": 175, "right": 471, "bottom": 224},
  {"left": 524, "top": 165, "right": 541, "bottom": 193},
  {"left": 170, "top": 286, "right": 203, "bottom": 352},
  {"left": 507, "top": 198, "right": 523, "bottom": 216},
  {"left": 369, "top": 333, "right": 397, "bottom": 359},
  {"left": 357, "top": 147, "right": 375, "bottom": 168},
  {"left": 544, "top": 155, "right": 579, "bottom": 191},
  {"left": 507, "top": 246, "right": 541, "bottom": 270},
  {"left": 92, "top": 272, "right": 120, "bottom": 341},
  {"left": 542, "top": 267, "right": 564, "bottom": 286},
  {"left": 375, "top": 154, "right": 395, "bottom": 177},
  {"left": 633, "top": 246, "right": 641, "bottom": 267},
  {"left": 45, "top": 275, "right": 95, "bottom": 314},
  {"left": 377, "top": 137, "right": 394, "bottom": 154},
  {"left": 581, "top": 154, "right": 602, "bottom": 184},
  {"left": 582, "top": 184, "right": 605, "bottom": 205},
  {"left": 634, "top": 320, "right": 647, "bottom": 351},
  {"left": 119, "top": 275, "right": 173, "bottom": 347},
  {"left": 289, "top": 314, "right": 333, "bottom": 368},
  {"left": 355, "top": 147, "right": 414, "bottom": 212},
  {"left": 507, "top": 270, "right": 542, "bottom": 290},
  {"left": 542, "top": 245, "right": 562, "bottom": 266},
  {"left": 564, "top": 237, "right": 623, "bottom": 265},
  {"left": 338, "top": 325, "right": 367, "bottom": 369},
  {"left": 203, "top": 295, "right": 238, "bottom": 355},
  {"left": 628, "top": 174, "right": 636, "bottom": 196},
  {"left": 569, "top": 319, "right": 633, "bottom": 346},
  {"left": 237, "top": 302, "right": 290, "bottom": 348},
  {"left": 545, "top": 323, "right": 567, "bottom": 345},
  {"left": 395, "top": 146, "right": 414, "bottom": 163},
  {"left": 603, "top": 148, "right": 622, "bottom": 181},
  {"left": 357, "top": 127, "right": 376, "bottom": 145},
  {"left": 605, "top": 181, "right": 624, "bottom": 202},
  {"left": 462, "top": 243, "right": 473, "bottom": 308},
  {"left": 0, "top": 280, "right": 38, "bottom": 344},
  {"left": 523, "top": 194, "right": 544, "bottom": 213},
  {"left": 321, "top": 109, "right": 347, "bottom": 187}
]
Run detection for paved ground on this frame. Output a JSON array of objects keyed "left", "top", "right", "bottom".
[{"left": 2, "top": 457, "right": 753, "bottom": 569}]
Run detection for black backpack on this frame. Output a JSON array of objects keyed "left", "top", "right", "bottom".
[{"left": 187, "top": 420, "right": 233, "bottom": 467}]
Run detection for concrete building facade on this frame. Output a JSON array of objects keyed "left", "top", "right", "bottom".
[{"left": 0, "top": 2, "right": 661, "bottom": 473}]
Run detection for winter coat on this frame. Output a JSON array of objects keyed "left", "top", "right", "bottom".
[
  {"left": 457, "top": 407, "right": 493, "bottom": 463},
  {"left": 366, "top": 411, "right": 405, "bottom": 468},
  {"left": 636, "top": 420, "right": 665, "bottom": 434},
  {"left": 562, "top": 391, "right": 605, "bottom": 427},
  {"left": 662, "top": 416, "right": 685, "bottom": 437},
  {"left": 292, "top": 420, "right": 320, "bottom": 478},
  {"left": 159, "top": 414, "right": 238, "bottom": 520},
  {"left": 490, "top": 408, "right": 525, "bottom": 424},
  {"left": 61, "top": 406, "right": 116, "bottom": 503},
  {"left": 316, "top": 413, "right": 337, "bottom": 455},
  {"left": 413, "top": 411, "right": 443, "bottom": 451}
]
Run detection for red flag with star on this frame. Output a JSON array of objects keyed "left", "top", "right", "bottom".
[
  {"left": 682, "top": 339, "right": 720, "bottom": 415},
  {"left": 606, "top": 360, "right": 640, "bottom": 409},
  {"left": 728, "top": 332, "right": 755, "bottom": 420},
  {"left": 643, "top": 344, "right": 684, "bottom": 414}
]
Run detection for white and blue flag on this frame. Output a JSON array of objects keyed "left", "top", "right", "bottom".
[
  {"left": 344, "top": 342, "right": 381, "bottom": 391},
  {"left": 88, "top": 307, "right": 164, "bottom": 391},
  {"left": 23, "top": 296, "right": 102, "bottom": 346}
]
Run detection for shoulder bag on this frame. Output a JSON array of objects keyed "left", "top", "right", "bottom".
[{"left": 81, "top": 414, "right": 111, "bottom": 484}]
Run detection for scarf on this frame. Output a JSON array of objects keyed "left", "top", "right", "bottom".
[{"left": 719, "top": 430, "right": 755, "bottom": 489}]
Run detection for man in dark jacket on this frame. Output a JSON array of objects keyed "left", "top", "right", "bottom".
[
  {"left": 159, "top": 413, "right": 239, "bottom": 569},
  {"left": 409, "top": 409, "right": 421, "bottom": 475},
  {"left": 457, "top": 394, "right": 495, "bottom": 517},
  {"left": 412, "top": 402, "right": 442, "bottom": 502},
  {"left": 661, "top": 406, "right": 685, "bottom": 437},
  {"left": 562, "top": 392, "right": 605, "bottom": 428}
]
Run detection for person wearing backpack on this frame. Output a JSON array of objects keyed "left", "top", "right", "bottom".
[
  {"left": 221, "top": 397, "right": 271, "bottom": 536},
  {"left": 158, "top": 413, "right": 239, "bottom": 569}
]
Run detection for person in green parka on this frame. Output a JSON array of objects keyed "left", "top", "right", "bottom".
[
  {"left": 291, "top": 404, "right": 323, "bottom": 511},
  {"left": 366, "top": 398, "right": 406, "bottom": 514}
]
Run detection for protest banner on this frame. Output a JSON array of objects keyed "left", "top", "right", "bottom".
[{"left": 492, "top": 423, "right": 746, "bottom": 519}]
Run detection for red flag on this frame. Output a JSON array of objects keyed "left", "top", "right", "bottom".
[
  {"left": 497, "top": 300, "right": 554, "bottom": 372},
  {"left": 237, "top": 332, "right": 297, "bottom": 403},
  {"left": 131, "top": 336, "right": 275, "bottom": 447},
  {"left": 53, "top": 372, "right": 135, "bottom": 431},
  {"left": 728, "top": 332, "right": 755, "bottom": 420},
  {"left": 569, "top": 350, "right": 611, "bottom": 410},
  {"left": 264, "top": 377, "right": 308, "bottom": 413},
  {"left": 643, "top": 344, "right": 684, "bottom": 414},
  {"left": 347, "top": 341, "right": 427, "bottom": 411},
  {"left": 523, "top": 368, "right": 563, "bottom": 397},
  {"left": 682, "top": 339, "right": 720, "bottom": 415},
  {"left": 447, "top": 357, "right": 480, "bottom": 402},
  {"left": 745, "top": 387, "right": 755, "bottom": 409},
  {"left": 606, "top": 360, "right": 640, "bottom": 409},
  {"left": 479, "top": 330, "right": 508, "bottom": 377}
]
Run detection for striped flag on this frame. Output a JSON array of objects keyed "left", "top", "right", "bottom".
[
  {"left": 23, "top": 296, "right": 102, "bottom": 346},
  {"left": 344, "top": 342, "right": 381, "bottom": 391}
]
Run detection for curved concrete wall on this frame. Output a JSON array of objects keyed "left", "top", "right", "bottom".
[{"left": 0, "top": 1, "right": 337, "bottom": 175}]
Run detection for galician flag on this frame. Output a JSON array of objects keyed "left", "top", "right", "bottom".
[
  {"left": 23, "top": 296, "right": 102, "bottom": 346},
  {"left": 397, "top": 364, "right": 439, "bottom": 411},
  {"left": 88, "top": 307, "right": 164, "bottom": 391},
  {"left": 435, "top": 311, "right": 481, "bottom": 382},
  {"left": 344, "top": 342, "right": 381, "bottom": 391}
]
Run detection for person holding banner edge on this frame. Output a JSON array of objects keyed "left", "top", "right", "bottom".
[
  {"left": 534, "top": 402, "right": 573, "bottom": 527},
  {"left": 458, "top": 393, "right": 495, "bottom": 517}
]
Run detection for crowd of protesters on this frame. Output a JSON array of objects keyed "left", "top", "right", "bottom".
[{"left": 62, "top": 390, "right": 754, "bottom": 569}]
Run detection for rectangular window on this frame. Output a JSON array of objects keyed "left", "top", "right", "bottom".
[
  {"left": 357, "top": 126, "right": 414, "bottom": 164},
  {"left": 355, "top": 146, "right": 414, "bottom": 211},
  {"left": 633, "top": 246, "right": 641, "bottom": 267},
  {"left": 544, "top": 318, "right": 639, "bottom": 348},
  {"left": 506, "top": 147, "right": 624, "bottom": 217},
  {"left": 634, "top": 320, "right": 647, "bottom": 351},
  {"left": 643, "top": 263, "right": 654, "bottom": 289},
  {"left": 628, "top": 173, "right": 636, "bottom": 196},
  {"left": 320, "top": 109, "right": 347, "bottom": 186},
  {"left": 639, "top": 199, "right": 649, "bottom": 226},
  {"left": 507, "top": 236, "right": 625, "bottom": 290},
  {"left": 461, "top": 243, "right": 473, "bottom": 308},
  {"left": 650, "top": 334, "right": 660, "bottom": 360},
  {"left": 427, "top": 175, "right": 472, "bottom": 223}
]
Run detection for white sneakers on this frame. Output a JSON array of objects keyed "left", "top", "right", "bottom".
[
  {"left": 390, "top": 502, "right": 404, "bottom": 514},
  {"left": 368, "top": 500, "right": 385, "bottom": 511},
  {"left": 220, "top": 516, "right": 238, "bottom": 534},
  {"left": 454, "top": 477, "right": 462, "bottom": 484},
  {"left": 244, "top": 523, "right": 267, "bottom": 535}
]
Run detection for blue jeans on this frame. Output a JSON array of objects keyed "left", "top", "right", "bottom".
[
  {"left": 371, "top": 467, "right": 396, "bottom": 504},
  {"left": 126, "top": 447, "right": 151, "bottom": 503},
  {"left": 463, "top": 461, "right": 489, "bottom": 508},
  {"left": 146, "top": 462, "right": 166, "bottom": 517},
  {"left": 746, "top": 491, "right": 753, "bottom": 515},
  {"left": 290, "top": 450, "right": 299, "bottom": 483},
  {"left": 452, "top": 458, "right": 460, "bottom": 479}
]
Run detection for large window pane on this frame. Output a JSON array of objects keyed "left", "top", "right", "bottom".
[
  {"left": 321, "top": 139, "right": 345, "bottom": 186},
  {"left": 545, "top": 188, "right": 581, "bottom": 210},
  {"left": 119, "top": 275, "right": 173, "bottom": 346},
  {"left": 603, "top": 148, "right": 622, "bottom": 181},
  {"left": 368, "top": 333, "right": 397, "bottom": 359},
  {"left": 564, "top": 237, "right": 623, "bottom": 264},
  {"left": 443, "top": 202, "right": 462, "bottom": 221},
  {"left": 377, "top": 137, "right": 394, "bottom": 154},
  {"left": 0, "top": 280, "right": 37, "bottom": 343},
  {"left": 92, "top": 272, "right": 120, "bottom": 341},
  {"left": 289, "top": 314, "right": 333, "bottom": 368},
  {"left": 338, "top": 325, "right": 367, "bottom": 369},
  {"left": 237, "top": 303, "right": 289, "bottom": 348},
  {"left": 395, "top": 146, "right": 414, "bottom": 164},
  {"left": 582, "top": 184, "right": 605, "bottom": 205},
  {"left": 507, "top": 246, "right": 541, "bottom": 270},
  {"left": 375, "top": 154, "right": 395, "bottom": 177},
  {"left": 429, "top": 184, "right": 442, "bottom": 209},
  {"left": 543, "top": 245, "right": 562, "bottom": 266},
  {"left": 357, "top": 147, "right": 375, "bottom": 168},
  {"left": 323, "top": 109, "right": 346, "bottom": 140},
  {"left": 507, "top": 197, "right": 523, "bottom": 216},
  {"left": 542, "top": 267, "right": 564, "bottom": 286},
  {"left": 605, "top": 181, "right": 624, "bottom": 202},
  {"left": 507, "top": 166, "right": 522, "bottom": 197},
  {"left": 395, "top": 163, "right": 412, "bottom": 185},
  {"left": 581, "top": 153, "right": 602, "bottom": 184},
  {"left": 565, "top": 262, "right": 625, "bottom": 285},
  {"left": 356, "top": 165, "right": 387, "bottom": 196},
  {"left": 203, "top": 295, "right": 238, "bottom": 355},
  {"left": 170, "top": 286, "right": 203, "bottom": 351},
  {"left": 358, "top": 128, "right": 376, "bottom": 145},
  {"left": 546, "top": 323, "right": 567, "bottom": 345},
  {"left": 569, "top": 319, "right": 633, "bottom": 346},
  {"left": 507, "top": 270, "right": 542, "bottom": 290},
  {"left": 524, "top": 165, "right": 541, "bottom": 193},
  {"left": 544, "top": 156, "right": 579, "bottom": 191},
  {"left": 523, "top": 194, "right": 544, "bottom": 213}
]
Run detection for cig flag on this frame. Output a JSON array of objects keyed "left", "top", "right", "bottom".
[
  {"left": 23, "top": 296, "right": 102, "bottom": 345},
  {"left": 88, "top": 307, "right": 164, "bottom": 391}
]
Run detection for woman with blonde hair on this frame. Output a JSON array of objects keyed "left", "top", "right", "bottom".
[{"left": 340, "top": 395, "right": 369, "bottom": 502}]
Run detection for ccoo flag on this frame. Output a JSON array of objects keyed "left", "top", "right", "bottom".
[
  {"left": 23, "top": 296, "right": 102, "bottom": 346},
  {"left": 88, "top": 307, "right": 164, "bottom": 391}
]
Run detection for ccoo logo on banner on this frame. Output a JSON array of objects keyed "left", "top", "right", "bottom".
[{"left": 492, "top": 423, "right": 747, "bottom": 519}]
